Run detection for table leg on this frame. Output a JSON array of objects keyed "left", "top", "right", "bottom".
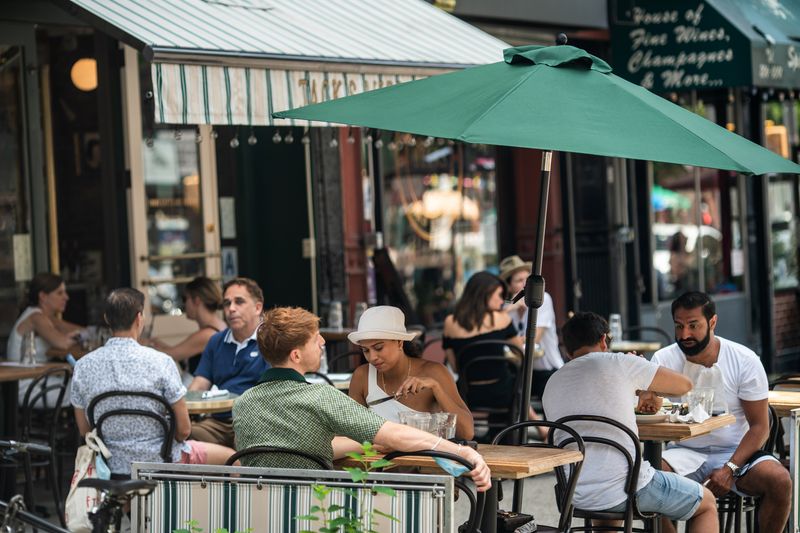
[
  {"left": 642, "top": 440, "right": 664, "bottom": 533},
  {"left": 1, "top": 381, "right": 20, "bottom": 500},
  {"left": 479, "top": 479, "right": 499, "bottom": 533}
]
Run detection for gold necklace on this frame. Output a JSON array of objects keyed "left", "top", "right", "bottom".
[{"left": 380, "top": 357, "right": 411, "bottom": 395}]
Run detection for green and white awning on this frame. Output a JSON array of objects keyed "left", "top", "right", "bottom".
[{"left": 62, "top": 0, "right": 508, "bottom": 126}]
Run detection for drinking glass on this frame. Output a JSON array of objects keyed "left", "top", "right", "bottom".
[
  {"left": 686, "top": 387, "right": 715, "bottom": 415},
  {"left": 400, "top": 412, "right": 433, "bottom": 432},
  {"left": 19, "top": 330, "right": 37, "bottom": 365},
  {"left": 432, "top": 412, "right": 457, "bottom": 439}
]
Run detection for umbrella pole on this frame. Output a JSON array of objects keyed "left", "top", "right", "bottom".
[{"left": 519, "top": 150, "right": 553, "bottom": 424}]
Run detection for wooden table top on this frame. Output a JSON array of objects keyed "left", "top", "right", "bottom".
[
  {"left": 338, "top": 444, "right": 583, "bottom": 480},
  {"left": 637, "top": 413, "right": 736, "bottom": 442},
  {"left": 768, "top": 389, "right": 800, "bottom": 417},
  {"left": 185, "top": 391, "right": 239, "bottom": 414},
  {"left": 611, "top": 340, "right": 662, "bottom": 353},
  {"left": 0, "top": 361, "right": 71, "bottom": 382}
]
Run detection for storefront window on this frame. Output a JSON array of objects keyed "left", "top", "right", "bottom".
[
  {"left": 142, "top": 128, "right": 206, "bottom": 313},
  {"left": 764, "top": 100, "right": 799, "bottom": 290},
  {"left": 651, "top": 97, "right": 743, "bottom": 300},
  {"left": 378, "top": 137, "right": 498, "bottom": 325}
]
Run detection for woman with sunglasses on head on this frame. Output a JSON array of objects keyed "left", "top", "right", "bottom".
[{"left": 347, "top": 306, "right": 474, "bottom": 440}]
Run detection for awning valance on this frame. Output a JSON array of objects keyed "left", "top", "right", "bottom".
[
  {"left": 610, "top": 0, "right": 800, "bottom": 92},
  {"left": 152, "top": 63, "right": 421, "bottom": 126},
  {"left": 60, "top": 0, "right": 509, "bottom": 125}
]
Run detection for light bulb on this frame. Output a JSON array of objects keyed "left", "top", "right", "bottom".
[
  {"left": 230, "top": 137, "right": 240, "bottom": 148},
  {"left": 329, "top": 137, "right": 339, "bottom": 148},
  {"left": 301, "top": 134, "right": 310, "bottom": 145},
  {"left": 347, "top": 134, "right": 355, "bottom": 144},
  {"left": 408, "top": 136, "right": 417, "bottom": 147},
  {"left": 248, "top": 133, "right": 258, "bottom": 145},
  {"left": 211, "top": 129, "right": 219, "bottom": 139},
  {"left": 375, "top": 139, "right": 384, "bottom": 148},
  {"left": 272, "top": 131, "right": 282, "bottom": 143},
  {"left": 387, "top": 141, "right": 397, "bottom": 151},
  {"left": 424, "top": 136, "right": 434, "bottom": 147},
  {"left": 284, "top": 131, "right": 294, "bottom": 144}
]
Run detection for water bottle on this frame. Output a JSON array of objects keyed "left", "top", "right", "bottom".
[
  {"left": 20, "top": 330, "right": 37, "bottom": 365},
  {"left": 353, "top": 302, "right": 368, "bottom": 327},
  {"left": 608, "top": 313, "right": 623, "bottom": 343},
  {"left": 319, "top": 345, "right": 329, "bottom": 374},
  {"left": 328, "top": 301, "right": 343, "bottom": 331}
]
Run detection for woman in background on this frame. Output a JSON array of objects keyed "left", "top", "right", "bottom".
[
  {"left": 146, "top": 276, "right": 226, "bottom": 374},
  {"left": 7, "top": 272, "right": 83, "bottom": 401}
]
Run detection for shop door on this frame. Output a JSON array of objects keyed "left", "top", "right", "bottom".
[
  {"left": 123, "top": 47, "right": 220, "bottom": 340},
  {"left": 0, "top": 36, "right": 46, "bottom": 347}
]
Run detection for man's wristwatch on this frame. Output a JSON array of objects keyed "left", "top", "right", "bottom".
[{"left": 725, "top": 461, "right": 741, "bottom": 476}]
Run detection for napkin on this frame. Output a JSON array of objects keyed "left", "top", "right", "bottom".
[
  {"left": 667, "top": 404, "right": 710, "bottom": 424},
  {"left": 202, "top": 387, "right": 230, "bottom": 399}
]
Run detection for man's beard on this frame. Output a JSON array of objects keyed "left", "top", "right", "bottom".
[{"left": 677, "top": 329, "right": 711, "bottom": 357}]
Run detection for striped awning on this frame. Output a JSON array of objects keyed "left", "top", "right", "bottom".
[{"left": 62, "top": 0, "right": 509, "bottom": 126}]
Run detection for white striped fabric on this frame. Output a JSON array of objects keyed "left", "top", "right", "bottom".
[
  {"left": 143, "top": 479, "right": 444, "bottom": 533},
  {"left": 66, "top": 0, "right": 507, "bottom": 68},
  {"left": 152, "top": 63, "right": 421, "bottom": 126}
]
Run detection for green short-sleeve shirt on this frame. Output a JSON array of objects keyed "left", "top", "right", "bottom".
[{"left": 232, "top": 368, "right": 386, "bottom": 468}]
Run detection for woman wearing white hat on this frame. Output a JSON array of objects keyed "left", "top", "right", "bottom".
[{"left": 348, "top": 306, "right": 474, "bottom": 440}]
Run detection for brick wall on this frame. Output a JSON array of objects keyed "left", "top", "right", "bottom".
[{"left": 773, "top": 290, "right": 800, "bottom": 354}]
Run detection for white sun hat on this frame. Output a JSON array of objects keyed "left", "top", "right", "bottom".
[{"left": 347, "top": 306, "right": 419, "bottom": 344}]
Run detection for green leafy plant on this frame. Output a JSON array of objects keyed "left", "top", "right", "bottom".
[
  {"left": 296, "top": 442, "right": 399, "bottom": 533},
  {"left": 173, "top": 520, "right": 252, "bottom": 533}
]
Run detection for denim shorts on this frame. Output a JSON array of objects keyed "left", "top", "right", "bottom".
[{"left": 605, "top": 470, "right": 704, "bottom": 521}]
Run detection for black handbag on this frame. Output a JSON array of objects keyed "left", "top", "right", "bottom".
[{"left": 497, "top": 510, "right": 537, "bottom": 532}]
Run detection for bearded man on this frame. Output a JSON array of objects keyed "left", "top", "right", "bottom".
[{"left": 650, "top": 291, "right": 790, "bottom": 533}]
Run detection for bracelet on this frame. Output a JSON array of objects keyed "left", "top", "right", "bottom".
[{"left": 431, "top": 437, "right": 443, "bottom": 451}]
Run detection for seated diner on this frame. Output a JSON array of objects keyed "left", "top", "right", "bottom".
[
  {"left": 232, "top": 306, "right": 491, "bottom": 491},
  {"left": 71, "top": 288, "right": 235, "bottom": 476},
  {"left": 347, "top": 305, "right": 474, "bottom": 440}
]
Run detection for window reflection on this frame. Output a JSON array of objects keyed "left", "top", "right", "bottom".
[
  {"left": 379, "top": 138, "right": 498, "bottom": 325},
  {"left": 142, "top": 128, "right": 205, "bottom": 314}
]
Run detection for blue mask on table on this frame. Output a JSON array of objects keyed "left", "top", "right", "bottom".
[{"left": 434, "top": 457, "right": 470, "bottom": 477}]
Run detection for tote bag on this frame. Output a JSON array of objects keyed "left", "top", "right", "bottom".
[{"left": 64, "top": 429, "right": 112, "bottom": 532}]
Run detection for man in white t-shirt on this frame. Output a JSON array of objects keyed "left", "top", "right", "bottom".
[
  {"left": 499, "top": 255, "right": 563, "bottom": 398},
  {"left": 651, "top": 291, "right": 791, "bottom": 533},
  {"left": 543, "top": 312, "right": 717, "bottom": 532}
]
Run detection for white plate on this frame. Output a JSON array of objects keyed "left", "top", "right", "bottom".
[{"left": 635, "top": 413, "right": 669, "bottom": 424}]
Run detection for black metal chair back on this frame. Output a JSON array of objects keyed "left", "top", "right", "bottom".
[
  {"left": 621, "top": 326, "right": 671, "bottom": 345},
  {"left": 554, "top": 415, "right": 657, "bottom": 533},
  {"left": 87, "top": 391, "right": 177, "bottom": 463},
  {"left": 304, "top": 371, "right": 334, "bottom": 385},
  {"left": 493, "top": 420, "right": 586, "bottom": 533},
  {"left": 456, "top": 340, "right": 523, "bottom": 442},
  {"left": 225, "top": 445, "right": 333, "bottom": 470},
  {"left": 327, "top": 349, "right": 366, "bottom": 373},
  {"left": 381, "top": 450, "right": 485, "bottom": 533},
  {"left": 20, "top": 367, "right": 71, "bottom": 446}
]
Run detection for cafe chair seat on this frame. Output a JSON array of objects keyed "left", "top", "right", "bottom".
[
  {"left": 492, "top": 420, "right": 585, "bottom": 533},
  {"left": 225, "top": 446, "right": 333, "bottom": 470},
  {"left": 555, "top": 415, "right": 658, "bottom": 533}
]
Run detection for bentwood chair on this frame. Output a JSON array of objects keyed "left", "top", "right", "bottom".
[
  {"left": 0, "top": 367, "right": 71, "bottom": 525},
  {"left": 381, "top": 450, "right": 485, "bottom": 533},
  {"left": 555, "top": 415, "right": 658, "bottom": 533},
  {"left": 717, "top": 404, "right": 780, "bottom": 533},
  {"left": 456, "top": 340, "right": 523, "bottom": 443},
  {"left": 87, "top": 390, "right": 177, "bottom": 473},
  {"left": 492, "top": 420, "right": 586, "bottom": 532},
  {"left": 225, "top": 446, "right": 333, "bottom": 469}
]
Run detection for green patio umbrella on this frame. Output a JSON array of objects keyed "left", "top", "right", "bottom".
[{"left": 274, "top": 42, "right": 800, "bottom": 439}]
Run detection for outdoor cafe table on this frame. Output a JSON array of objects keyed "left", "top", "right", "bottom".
[
  {"left": 337, "top": 443, "right": 583, "bottom": 533},
  {"left": 185, "top": 391, "right": 239, "bottom": 415},
  {"left": 611, "top": 340, "right": 662, "bottom": 354},
  {"left": 637, "top": 413, "right": 737, "bottom": 467},
  {"left": 769, "top": 389, "right": 800, "bottom": 417},
  {"left": 0, "top": 360, "right": 71, "bottom": 499}
]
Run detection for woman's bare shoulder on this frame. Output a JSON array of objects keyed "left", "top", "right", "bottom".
[{"left": 491, "top": 311, "right": 512, "bottom": 327}]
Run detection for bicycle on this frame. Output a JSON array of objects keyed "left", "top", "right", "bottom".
[{"left": 0, "top": 478, "right": 155, "bottom": 533}]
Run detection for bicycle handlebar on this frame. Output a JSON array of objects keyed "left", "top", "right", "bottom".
[{"left": 0, "top": 440, "right": 52, "bottom": 455}]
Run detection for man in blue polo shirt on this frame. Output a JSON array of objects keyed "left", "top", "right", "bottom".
[{"left": 189, "top": 277, "right": 268, "bottom": 447}]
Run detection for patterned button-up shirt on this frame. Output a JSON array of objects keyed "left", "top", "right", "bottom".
[
  {"left": 71, "top": 337, "right": 186, "bottom": 474},
  {"left": 232, "top": 368, "right": 385, "bottom": 469}
]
